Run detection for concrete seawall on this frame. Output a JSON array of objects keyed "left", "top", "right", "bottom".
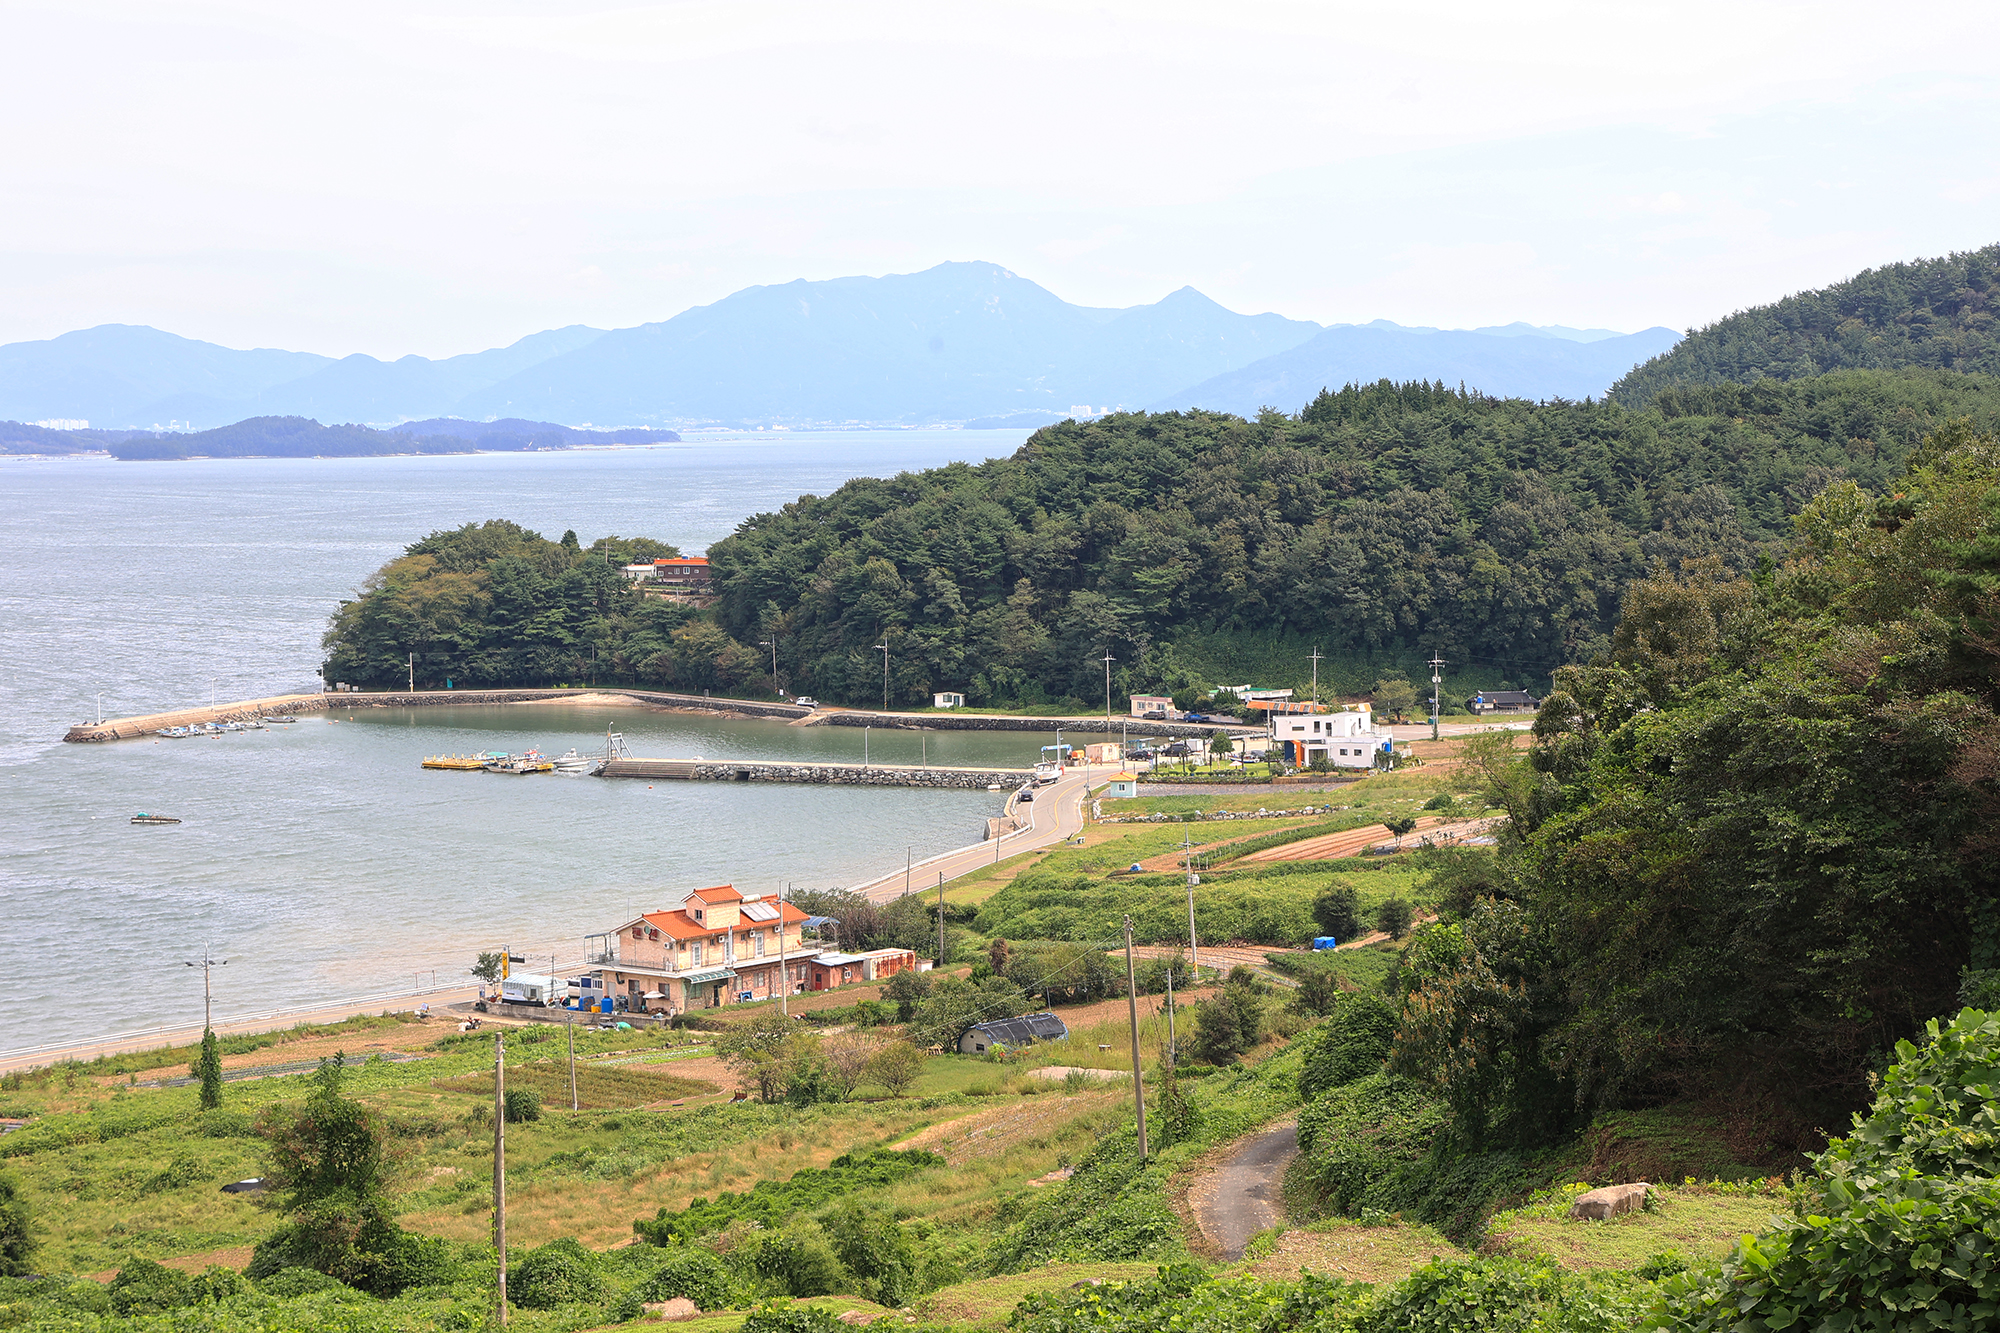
[
  {"left": 63, "top": 687, "right": 809, "bottom": 742},
  {"left": 600, "top": 758, "right": 1030, "bottom": 789},
  {"left": 811, "top": 711, "right": 1245, "bottom": 739}
]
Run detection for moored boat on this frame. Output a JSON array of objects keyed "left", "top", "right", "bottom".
[{"left": 131, "top": 813, "right": 181, "bottom": 825}]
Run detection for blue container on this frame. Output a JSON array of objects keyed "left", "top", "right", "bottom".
[
  {"left": 598, "top": 998, "right": 613, "bottom": 1014},
  {"left": 1311, "top": 936, "right": 1339, "bottom": 950}
]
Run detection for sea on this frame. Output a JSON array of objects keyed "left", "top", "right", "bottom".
[{"left": 0, "top": 430, "right": 1058, "bottom": 1056}]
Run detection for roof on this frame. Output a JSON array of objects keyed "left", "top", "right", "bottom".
[
  {"left": 812, "top": 951, "right": 869, "bottom": 966},
  {"left": 1474, "top": 690, "right": 1540, "bottom": 705},
  {"left": 967, "top": 1012, "right": 1069, "bottom": 1045},
  {"left": 689, "top": 884, "right": 742, "bottom": 904},
  {"left": 1107, "top": 772, "right": 1137, "bottom": 781},
  {"left": 654, "top": 556, "right": 710, "bottom": 567},
  {"left": 1251, "top": 700, "right": 1328, "bottom": 714}
]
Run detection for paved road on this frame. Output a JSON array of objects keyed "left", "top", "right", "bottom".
[
  {"left": 851, "top": 765, "right": 1095, "bottom": 903},
  {"left": 1192, "top": 1121, "right": 1300, "bottom": 1260}
]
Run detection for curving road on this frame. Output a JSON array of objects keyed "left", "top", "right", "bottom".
[{"left": 850, "top": 765, "right": 1094, "bottom": 903}]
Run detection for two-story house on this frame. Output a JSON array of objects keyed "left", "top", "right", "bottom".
[
  {"left": 586, "top": 884, "right": 814, "bottom": 1012},
  {"left": 1270, "top": 702, "right": 1390, "bottom": 769}
]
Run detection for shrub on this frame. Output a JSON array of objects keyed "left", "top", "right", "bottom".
[
  {"left": 1296, "top": 993, "right": 1400, "bottom": 1102},
  {"left": 186, "top": 1264, "right": 247, "bottom": 1303},
  {"left": 747, "top": 1218, "right": 847, "bottom": 1297},
  {"left": 1374, "top": 898, "right": 1415, "bottom": 939},
  {"left": 867, "top": 1042, "right": 927, "bottom": 1097},
  {"left": 1646, "top": 1008, "right": 2000, "bottom": 1332},
  {"left": 510, "top": 1236, "right": 607, "bottom": 1310},
  {"left": 1366, "top": 1255, "right": 1647, "bottom": 1332},
  {"left": 1189, "top": 968, "right": 1267, "bottom": 1065},
  {"left": 1312, "top": 886, "right": 1362, "bottom": 941},
  {"left": 610, "top": 1242, "right": 739, "bottom": 1320},
  {"left": 826, "top": 1204, "right": 922, "bottom": 1307},
  {"left": 503, "top": 1087, "right": 542, "bottom": 1122},
  {"left": 256, "top": 1266, "right": 358, "bottom": 1299},
  {"left": 1291, "top": 969, "right": 1342, "bottom": 1017},
  {"left": 143, "top": 1148, "right": 206, "bottom": 1193},
  {"left": 1296, "top": 1073, "right": 1445, "bottom": 1216},
  {"left": 742, "top": 1300, "right": 847, "bottom": 1333},
  {"left": 636, "top": 1151, "right": 944, "bottom": 1245},
  {"left": 0, "top": 1170, "right": 32, "bottom": 1276},
  {"left": 107, "top": 1259, "right": 190, "bottom": 1315},
  {"left": 196, "top": 1109, "right": 257, "bottom": 1138}
]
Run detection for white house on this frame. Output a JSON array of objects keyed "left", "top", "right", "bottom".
[
  {"left": 933, "top": 691, "right": 965, "bottom": 709},
  {"left": 1270, "top": 703, "right": 1390, "bottom": 770},
  {"left": 1129, "top": 694, "right": 1172, "bottom": 717},
  {"left": 620, "top": 563, "right": 658, "bottom": 581}
]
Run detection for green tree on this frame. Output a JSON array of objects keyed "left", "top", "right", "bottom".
[
  {"left": 1189, "top": 967, "right": 1267, "bottom": 1065},
  {"left": 471, "top": 951, "right": 504, "bottom": 984},
  {"left": 866, "top": 1042, "right": 927, "bottom": 1097},
  {"left": 193, "top": 1027, "right": 223, "bottom": 1111},
  {"left": 1375, "top": 898, "right": 1415, "bottom": 939},
  {"left": 1312, "top": 885, "right": 1362, "bottom": 940},
  {"left": 882, "top": 969, "right": 932, "bottom": 1023},
  {"left": 1372, "top": 678, "right": 1418, "bottom": 722}
]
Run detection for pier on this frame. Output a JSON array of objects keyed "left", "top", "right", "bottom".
[{"left": 599, "top": 758, "right": 1030, "bottom": 788}]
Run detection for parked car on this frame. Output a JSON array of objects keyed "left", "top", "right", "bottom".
[
  {"left": 1142, "top": 709, "right": 1168, "bottom": 720},
  {"left": 1016, "top": 788, "right": 1035, "bottom": 802},
  {"left": 794, "top": 696, "right": 818, "bottom": 709},
  {"left": 1183, "top": 711, "right": 1210, "bottom": 723}
]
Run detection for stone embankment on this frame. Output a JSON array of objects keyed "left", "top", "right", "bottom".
[
  {"left": 64, "top": 687, "right": 809, "bottom": 742},
  {"left": 599, "top": 758, "right": 1030, "bottom": 789},
  {"left": 810, "top": 710, "right": 1246, "bottom": 739}
]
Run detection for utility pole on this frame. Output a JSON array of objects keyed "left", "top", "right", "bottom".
[
  {"left": 1102, "top": 652, "right": 1115, "bottom": 735},
  {"left": 778, "top": 882, "right": 790, "bottom": 1019},
  {"left": 905, "top": 847, "right": 912, "bottom": 897},
  {"left": 1121, "top": 915, "right": 1148, "bottom": 1159},
  {"left": 759, "top": 639, "right": 777, "bottom": 688},
  {"left": 1183, "top": 832, "right": 1199, "bottom": 976},
  {"left": 408, "top": 652, "right": 415, "bottom": 693},
  {"left": 874, "top": 639, "right": 889, "bottom": 711},
  {"left": 1309, "top": 647, "right": 1323, "bottom": 707},
  {"left": 494, "top": 1031, "right": 508, "bottom": 1326},
  {"left": 184, "top": 949, "right": 226, "bottom": 1032},
  {"left": 937, "top": 871, "right": 948, "bottom": 966},
  {"left": 863, "top": 726, "right": 869, "bottom": 768},
  {"left": 1428, "top": 654, "right": 1445, "bottom": 743},
  {"left": 566, "top": 1011, "right": 577, "bottom": 1111}
]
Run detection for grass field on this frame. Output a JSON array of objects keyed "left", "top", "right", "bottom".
[{"left": 1483, "top": 1182, "right": 1792, "bottom": 1272}]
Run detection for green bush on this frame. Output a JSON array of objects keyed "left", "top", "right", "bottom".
[
  {"left": 509, "top": 1236, "right": 607, "bottom": 1310},
  {"left": 107, "top": 1259, "right": 191, "bottom": 1316},
  {"left": 610, "top": 1242, "right": 739, "bottom": 1319},
  {"left": 0, "top": 1170, "right": 32, "bottom": 1277},
  {"left": 1189, "top": 968, "right": 1267, "bottom": 1065},
  {"left": 1645, "top": 1008, "right": 2000, "bottom": 1331},
  {"left": 1296, "top": 1073, "right": 1444, "bottom": 1216},
  {"left": 143, "top": 1148, "right": 207, "bottom": 1193},
  {"left": 255, "top": 1266, "right": 359, "bottom": 1299},
  {"left": 1364, "top": 1255, "right": 1647, "bottom": 1333},
  {"left": 503, "top": 1087, "right": 543, "bottom": 1122},
  {"left": 742, "top": 1300, "right": 848, "bottom": 1333},
  {"left": 635, "top": 1150, "right": 943, "bottom": 1245},
  {"left": 1296, "top": 994, "right": 1399, "bottom": 1101},
  {"left": 746, "top": 1218, "right": 847, "bottom": 1297},
  {"left": 196, "top": 1108, "right": 257, "bottom": 1138},
  {"left": 827, "top": 1204, "right": 923, "bottom": 1307},
  {"left": 186, "top": 1264, "right": 248, "bottom": 1303}
]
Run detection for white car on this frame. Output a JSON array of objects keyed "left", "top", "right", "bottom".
[{"left": 794, "top": 696, "right": 818, "bottom": 709}]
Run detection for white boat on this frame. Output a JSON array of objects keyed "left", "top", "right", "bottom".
[{"left": 551, "top": 748, "right": 595, "bottom": 774}]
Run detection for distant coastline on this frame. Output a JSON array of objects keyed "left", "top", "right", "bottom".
[{"left": 0, "top": 413, "right": 681, "bottom": 460}]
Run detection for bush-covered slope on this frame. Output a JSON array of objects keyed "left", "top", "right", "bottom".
[{"left": 1611, "top": 244, "right": 2000, "bottom": 405}]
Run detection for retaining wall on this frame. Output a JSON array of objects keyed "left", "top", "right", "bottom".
[{"left": 600, "top": 757, "right": 1028, "bottom": 789}]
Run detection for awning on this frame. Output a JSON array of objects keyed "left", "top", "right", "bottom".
[{"left": 680, "top": 968, "right": 735, "bottom": 985}]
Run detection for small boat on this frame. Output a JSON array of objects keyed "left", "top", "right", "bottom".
[
  {"left": 131, "top": 813, "right": 181, "bottom": 825},
  {"left": 422, "top": 754, "right": 488, "bottom": 771},
  {"left": 551, "top": 748, "right": 595, "bottom": 774},
  {"left": 266, "top": 716, "right": 297, "bottom": 725}
]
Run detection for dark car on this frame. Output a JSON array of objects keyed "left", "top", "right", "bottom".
[
  {"left": 1142, "top": 709, "right": 1168, "bottom": 720},
  {"left": 1016, "top": 788, "right": 1035, "bottom": 802},
  {"left": 1183, "top": 712, "right": 1209, "bottom": 723}
]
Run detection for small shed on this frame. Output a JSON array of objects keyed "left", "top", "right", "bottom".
[
  {"left": 933, "top": 691, "right": 966, "bottom": 709},
  {"left": 1102, "top": 771, "right": 1139, "bottom": 799},
  {"left": 959, "top": 1012, "right": 1069, "bottom": 1054},
  {"left": 1467, "top": 690, "right": 1541, "bottom": 715}
]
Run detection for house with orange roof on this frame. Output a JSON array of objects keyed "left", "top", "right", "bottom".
[{"left": 582, "top": 884, "right": 815, "bottom": 1012}]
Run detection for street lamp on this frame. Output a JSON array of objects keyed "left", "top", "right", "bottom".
[
  {"left": 873, "top": 640, "right": 889, "bottom": 711},
  {"left": 759, "top": 639, "right": 778, "bottom": 690},
  {"left": 184, "top": 948, "right": 226, "bottom": 1032}
]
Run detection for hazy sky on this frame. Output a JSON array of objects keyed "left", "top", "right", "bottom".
[{"left": 5, "top": 0, "right": 1997, "bottom": 358}]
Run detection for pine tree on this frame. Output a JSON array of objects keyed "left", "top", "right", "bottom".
[{"left": 196, "top": 1028, "right": 223, "bottom": 1110}]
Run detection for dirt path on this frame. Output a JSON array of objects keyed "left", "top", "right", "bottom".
[{"left": 1184, "top": 1120, "right": 1299, "bottom": 1259}]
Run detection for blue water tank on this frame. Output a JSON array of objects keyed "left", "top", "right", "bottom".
[
  {"left": 598, "top": 998, "right": 613, "bottom": 1014},
  {"left": 1311, "top": 936, "right": 1339, "bottom": 950}
]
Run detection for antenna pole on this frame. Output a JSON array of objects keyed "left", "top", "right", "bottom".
[{"left": 494, "top": 1031, "right": 508, "bottom": 1326}]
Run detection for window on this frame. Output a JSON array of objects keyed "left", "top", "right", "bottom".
[
  {"left": 755, "top": 932, "right": 766, "bottom": 957},
  {"left": 648, "top": 927, "right": 659, "bottom": 940},
  {"left": 691, "top": 943, "right": 703, "bottom": 967},
  {"left": 631, "top": 926, "right": 643, "bottom": 939}
]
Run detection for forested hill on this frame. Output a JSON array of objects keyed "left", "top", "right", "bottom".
[
  {"left": 709, "top": 368, "right": 2000, "bottom": 706},
  {"left": 1610, "top": 243, "right": 2000, "bottom": 406}
]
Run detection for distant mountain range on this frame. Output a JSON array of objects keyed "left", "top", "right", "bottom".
[
  {"left": 0, "top": 262, "right": 1679, "bottom": 433},
  {"left": 0, "top": 414, "right": 678, "bottom": 459}
]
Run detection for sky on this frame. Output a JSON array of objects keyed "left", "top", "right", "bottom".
[{"left": 3, "top": 0, "right": 1997, "bottom": 359}]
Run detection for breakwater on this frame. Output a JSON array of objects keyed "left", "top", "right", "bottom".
[
  {"left": 809, "top": 711, "right": 1246, "bottom": 739},
  {"left": 62, "top": 687, "right": 809, "bottom": 742},
  {"left": 600, "top": 757, "right": 1029, "bottom": 789}
]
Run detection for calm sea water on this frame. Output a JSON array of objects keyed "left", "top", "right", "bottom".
[{"left": 0, "top": 431, "right": 1041, "bottom": 1054}]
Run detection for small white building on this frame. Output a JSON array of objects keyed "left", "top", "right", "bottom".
[
  {"left": 1129, "top": 694, "right": 1172, "bottom": 717},
  {"left": 1270, "top": 703, "right": 1390, "bottom": 770},
  {"left": 933, "top": 691, "right": 965, "bottom": 709},
  {"left": 620, "top": 563, "right": 658, "bottom": 581},
  {"left": 1102, "top": 771, "right": 1139, "bottom": 798}
]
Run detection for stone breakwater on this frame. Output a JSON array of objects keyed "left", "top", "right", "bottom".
[
  {"left": 63, "top": 687, "right": 809, "bottom": 742},
  {"left": 600, "top": 758, "right": 1030, "bottom": 789}
]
